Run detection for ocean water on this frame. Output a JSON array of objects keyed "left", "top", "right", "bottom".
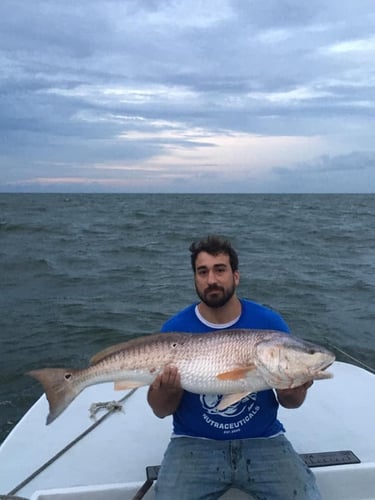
[{"left": 0, "top": 193, "right": 374, "bottom": 443}]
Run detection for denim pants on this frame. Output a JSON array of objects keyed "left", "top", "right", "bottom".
[{"left": 155, "top": 434, "right": 322, "bottom": 500}]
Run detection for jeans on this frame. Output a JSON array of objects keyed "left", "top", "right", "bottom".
[{"left": 155, "top": 434, "right": 322, "bottom": 500}]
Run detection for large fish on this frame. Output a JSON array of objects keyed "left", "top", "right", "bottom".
[{"left": 28, "top": 329, "right": 335, "bottom": 424}]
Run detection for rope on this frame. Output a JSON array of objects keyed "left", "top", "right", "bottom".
[
  {"left": 326, "top": 342, "right": 375, "bottom": 375},
  {"left": 7, "top": 389, "right": 138, "bottom": 496}
]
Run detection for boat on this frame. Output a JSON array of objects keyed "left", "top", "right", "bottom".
[{"left": 0, "top": 361, "right": 374, "bottom": 500}]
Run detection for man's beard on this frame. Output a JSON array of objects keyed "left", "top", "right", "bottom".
[{"left": 196, "top": 281, "right": 236, "bottom": 308}]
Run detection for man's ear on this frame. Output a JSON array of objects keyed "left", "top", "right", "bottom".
[{"left": 234, "top": 270, "right": 240, "bottom": 286}]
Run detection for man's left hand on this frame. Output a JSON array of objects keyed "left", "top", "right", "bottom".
[{"left": 276, "top": 380, "right": 313, "bottom": 408}]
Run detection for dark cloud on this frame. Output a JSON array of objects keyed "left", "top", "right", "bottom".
[
  {"left": 296, "top": 151, "right": 375, "bottom": 174},
  {"left": 267, "top": 151, "right": 375, "bottom": 193}
]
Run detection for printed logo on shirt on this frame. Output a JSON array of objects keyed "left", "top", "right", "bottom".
[{"left": 200, "top": 393, "right": 261, "bottom": 435}]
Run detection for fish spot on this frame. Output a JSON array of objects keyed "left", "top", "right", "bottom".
[{"left": 64, "top": 372, "right": 72, "bottom": 381}]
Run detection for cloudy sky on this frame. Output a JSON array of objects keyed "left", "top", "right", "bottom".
[{"left": 1, "top": 0, "right": 375, "bottom": 193}]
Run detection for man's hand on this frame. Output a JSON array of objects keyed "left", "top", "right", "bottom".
[
  {"left": 150, "top": 365, "right": 181, "bottom": 391},
  {"left": 276, "top": 380, "right": 313, "bottom": 409},
  {"left": 147, "top": 366, "right": 183, "bottom": 418}
]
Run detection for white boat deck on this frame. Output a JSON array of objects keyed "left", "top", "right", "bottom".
[{"left": 0, "top": 361, "right": 374, "bottom": 500}]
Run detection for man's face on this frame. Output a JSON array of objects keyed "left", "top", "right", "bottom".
[{"left": 194, "top": 251, "right": 240, "bottom": 308}]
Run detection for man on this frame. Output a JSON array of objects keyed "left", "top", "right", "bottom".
[{"left": 147, "top": 235, "right": 321, "bottom": 499}]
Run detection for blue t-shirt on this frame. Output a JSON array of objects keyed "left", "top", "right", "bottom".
[{"left": 161, "top": 298, "right": 290, "bottom": 440}]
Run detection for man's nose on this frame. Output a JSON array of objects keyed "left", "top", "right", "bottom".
[{"left": 207, "top": 269, "right": 217, "bottom": 284}]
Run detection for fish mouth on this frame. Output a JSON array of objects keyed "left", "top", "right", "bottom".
[
  {"left": 314, "top": 357, "right": 335, "bottom": 379},
  {"left": 321, "top": 355, "right": 335, "bottom": 369},
  {"left": 314, "top": 369, "right": 334, "bottom": 380}
]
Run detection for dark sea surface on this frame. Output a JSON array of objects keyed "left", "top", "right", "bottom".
[{"left": 1, "top": 193, "right": 374, "bottom": 443}]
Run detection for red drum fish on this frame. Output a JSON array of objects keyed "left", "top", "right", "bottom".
[{"left": 28, "top": 329, "right": 335, "bottom": 424}]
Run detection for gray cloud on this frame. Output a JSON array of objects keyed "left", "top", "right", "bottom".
[{"left": 0, "top": 0, "right": 374, "bottom": 192}]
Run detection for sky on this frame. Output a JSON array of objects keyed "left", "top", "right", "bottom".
[{"left": 1, "top": 0, "right": 375, "bottom": 193}]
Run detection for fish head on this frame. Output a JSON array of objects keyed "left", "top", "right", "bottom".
[{"left": 254, "top": 334, "right": 336, "bottom": 388}]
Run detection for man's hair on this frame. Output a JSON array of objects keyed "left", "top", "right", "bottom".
[{"left": 189, "top": 235, "right": 239, "bottom": 272}]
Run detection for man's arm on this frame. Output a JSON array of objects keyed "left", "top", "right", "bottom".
[
  {"left": 276, "top": 380, "right": 313, "bottom": 409},
  {"left": 147, "top": 366, "right": 184, "bottom": 418}
]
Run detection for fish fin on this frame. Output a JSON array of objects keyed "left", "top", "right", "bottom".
[
  {"left": 27, "top": 368, "right": 81, "bottom": 425},
  {"left": 89, "top": 334, "right": 173, "bottom": 365},
  {"left": 216, "top": 365, "right": 256, "bottom": 380},
  {"left": 114, "top": 380, "right": 145, "bottom": 390},
  {"left": 90, "top": 342, "right": 132, "bottom": 365},
  {"left": 216, "top": 392, "right": 251, "bottom": 411}
]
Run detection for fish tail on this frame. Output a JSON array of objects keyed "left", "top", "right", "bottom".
[{"left": 27, "top": 368, "right": 82, "bottom": 424}]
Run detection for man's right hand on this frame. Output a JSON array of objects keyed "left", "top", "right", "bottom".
[{"left": 147, "top": 365, "right": 183, "bottom": 418}]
